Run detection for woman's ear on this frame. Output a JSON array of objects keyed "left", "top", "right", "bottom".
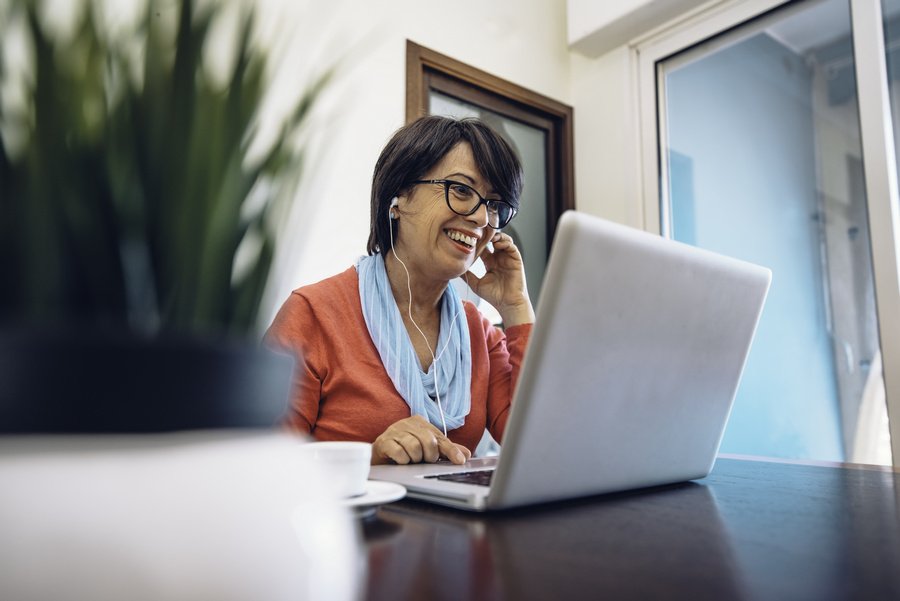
[{"left": 389, "top": 188, "right": 411, "bottom": 216}]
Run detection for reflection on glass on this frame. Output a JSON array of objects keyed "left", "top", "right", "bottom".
[{"left": 662, "top": 0, "right": 890, "bottom": 463}]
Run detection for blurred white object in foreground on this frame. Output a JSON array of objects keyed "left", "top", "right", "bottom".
[{"left": 0, "top": 431, "right": 361, "bottom": 601}]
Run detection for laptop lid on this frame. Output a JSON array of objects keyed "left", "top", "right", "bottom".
[{"left": 370, "top": 211, "right": 771, "bottom": 510}]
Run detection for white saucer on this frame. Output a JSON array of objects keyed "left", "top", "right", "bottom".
[{"left": 341, "top": 481, "right": 406, "bottom": 518}]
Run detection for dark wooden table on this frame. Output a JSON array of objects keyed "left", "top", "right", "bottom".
[{"left": 361, "top": 457, "right": 900, "bottom": 600}]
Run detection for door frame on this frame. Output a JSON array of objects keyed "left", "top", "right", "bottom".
[{"left": 406, "top": 41, "right": 575, "bottom": 255}]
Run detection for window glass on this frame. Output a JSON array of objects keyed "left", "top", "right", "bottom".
[{"left": 661, "top": 0, "right": 890, "bottom": 463}]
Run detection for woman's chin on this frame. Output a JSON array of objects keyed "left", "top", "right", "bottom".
[
  {"left": 429, "top": 254, "right": 470, "bottom": 281},
  {"left": 452, "top": 261, "right": 477, "bottom": 282}
]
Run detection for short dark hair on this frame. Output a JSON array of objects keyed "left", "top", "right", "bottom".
[{"left": 367, "top": 116, "right": 523, "bottom": 255}]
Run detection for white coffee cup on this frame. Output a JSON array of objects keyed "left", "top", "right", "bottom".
[{"left": 300, "top": 441, "right": 372, "bottom": 498}]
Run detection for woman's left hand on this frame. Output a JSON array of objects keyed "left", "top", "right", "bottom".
[{"left": 465, "top": 232, "right": 535, "bottom": 327}]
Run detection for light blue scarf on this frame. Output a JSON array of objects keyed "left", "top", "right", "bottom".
[{"left": 356, "top": 253, "right": 472, "bottom": 431}]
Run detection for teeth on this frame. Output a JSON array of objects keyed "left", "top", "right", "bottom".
[{"left": 446, "top": 230, "right": 476, "bottom": 248}]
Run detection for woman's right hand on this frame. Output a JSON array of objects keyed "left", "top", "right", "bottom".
[{"left": 371, "top": 415, "right": 472, "bottom": 465}]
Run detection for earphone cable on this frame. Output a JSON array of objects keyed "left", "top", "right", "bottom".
[{"left": 388, "top": 203, "right": 453, "bottom": 436}]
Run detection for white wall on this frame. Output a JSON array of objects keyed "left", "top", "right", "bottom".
[
  {"left": 570, "top": 48, "right": 643, "bottom": 229},
  {"left": 567, "top": 0, "right": 708, "bottom": 57},
  {"left": 258, "top": 0, "right": 573, "bottom": 326}
]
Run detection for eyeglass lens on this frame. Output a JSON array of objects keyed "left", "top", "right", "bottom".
[{"left": 444, "top": 182, "right": 513, "bottom": 228}]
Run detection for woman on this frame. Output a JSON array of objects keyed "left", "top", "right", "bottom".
[{"left": 265, "top": 116, "right": 534, "bottom": 465}]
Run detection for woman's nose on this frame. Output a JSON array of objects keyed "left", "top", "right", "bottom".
[{"left": 465, "top": 202, "right": 490, "bottom": 228}]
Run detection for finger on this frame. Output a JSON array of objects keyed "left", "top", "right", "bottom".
[
  {"left": 491, "top": 232, "right": 511, "bottom": 247},
  {"left": 398, "top": 432, "right": 424, "bottom": 463},
  {"left": 477, "top": 244, "right": 496, "bottom": 267},
  {"left": 474, "top": 240, "right": 492, "bottom": 261},
  {"left": 379, "top": 439, "right": 412, "bottom": 465},
  {"left": 455, "top": 443, "right": 472, "bottom": 461},
  {"left": 492, "top": 235, "right": 519, "bottom": 256},
  {"left": 408, "top": 414, "right": 449, "bottom": 439},
  {"left": 463, "top": 270, "right": 484, "bottom": 294},
  {"left": 408, "top": 416, "right": 462, "bottom": 464},
  {"left": 484, "top": 240, "right": 513, "bottom": 263},
  {"left": 437, "top": 437, "right": 467, "bottom": 464},
  {"left": 408, "top": 428, "right": 441, "bottom": 463},
  {"left": 411, "top": 418, "right": 458, "bottom": 462}
]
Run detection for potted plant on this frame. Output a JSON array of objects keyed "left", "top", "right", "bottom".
[
  {"left": 0, "top": 0, "right": 332, "bottom": 431},
  {"left": 0, "top": 1, "right": 359, "bottom": 598}
]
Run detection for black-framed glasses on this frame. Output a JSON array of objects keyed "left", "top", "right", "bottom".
[{"left": 409, "top": 179, "right": 517, "bottom": 229}]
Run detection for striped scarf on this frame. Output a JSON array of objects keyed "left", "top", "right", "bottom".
[{"left": 356, "top": 253, "right": 472, "bottom": 430}]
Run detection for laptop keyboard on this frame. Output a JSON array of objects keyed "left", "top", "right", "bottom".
[{"left": 425, "top": 469, "right": 495, "bottom": 487}]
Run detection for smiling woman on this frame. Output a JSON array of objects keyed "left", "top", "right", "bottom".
[{"left": 265, "top": 116, "right": 535, "bottom": 466}]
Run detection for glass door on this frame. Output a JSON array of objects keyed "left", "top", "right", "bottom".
[{"left": 658, "top": 0, "right": 892, "bottom": 463}]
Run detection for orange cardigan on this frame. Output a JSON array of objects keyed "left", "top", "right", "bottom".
[{"left": 264, "top": 266, "right": 532, "bottom": 453}]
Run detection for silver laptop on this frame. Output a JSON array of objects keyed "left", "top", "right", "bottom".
[{"left": 369, "top": 210, "right": 771, "bottom": 511}]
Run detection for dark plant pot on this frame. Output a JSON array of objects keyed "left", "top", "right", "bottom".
[{"left": 0, "top": 329, "right": 294, "bottom": 434}]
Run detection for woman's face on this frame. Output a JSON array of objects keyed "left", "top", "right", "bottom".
[{"left": 393, "top": 142, "right": 496, "bottom": 282}]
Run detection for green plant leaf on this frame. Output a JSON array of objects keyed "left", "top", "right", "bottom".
[{"left": 1, "top": 0, "right": 333, "bottom": 337}]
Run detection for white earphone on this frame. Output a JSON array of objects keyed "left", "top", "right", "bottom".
[{"left": 386, "top": 193, "right": 469, "bottom": 438}]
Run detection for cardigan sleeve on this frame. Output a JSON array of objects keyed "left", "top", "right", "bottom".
[
  {"left": 484, "top": 321, "right": 532, "bottom": 442},
  {"left": 263, "top": 293, "right": 325, "bottom": 433}
]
